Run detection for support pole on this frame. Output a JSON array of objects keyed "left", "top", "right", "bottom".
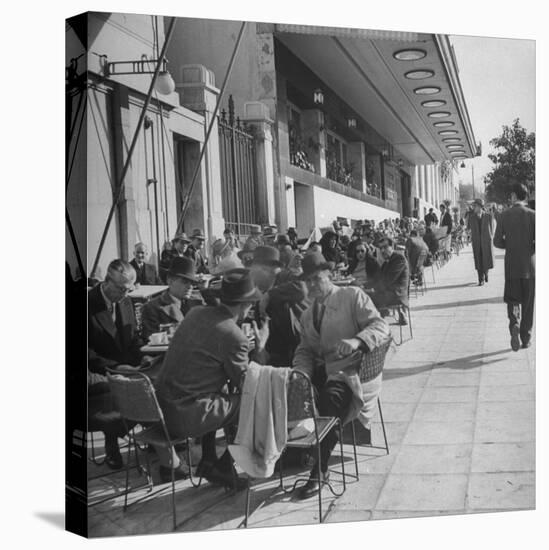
[{"left": 90, "top": 17, "right": 177, "bottom": 279}]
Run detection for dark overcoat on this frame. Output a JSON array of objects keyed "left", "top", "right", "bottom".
[
  {"left": 468, "top": 211, "right": 496, "bottom": 273},
  {"left": 493, "top": 202, "right": 535, "bottom": 279},
  {"left": 154, "top": 305, "right": 248, "bottom": 438}
]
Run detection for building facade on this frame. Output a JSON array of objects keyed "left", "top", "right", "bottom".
[
  {"left": 66, "top": 13, "right": 226, "bottom": 279},
  {"left": 168, "top": 20, "right": 477, "bottom": 237},
  {"left": 67, "top": 13, "right": 478, "bottom": 279}
]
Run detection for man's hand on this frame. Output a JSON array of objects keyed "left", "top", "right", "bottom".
[
  {"left": 139, "top": 355, "right": 155, "bottom": 369},
  {"left": 336, "top": 338, "right": 362, "bottom": 357},
  {"left": 252, "top": 318, "right": 270, "bottom": 352},
  {"left": 116, "top": 364, "right": 141, "bottom": 372}
]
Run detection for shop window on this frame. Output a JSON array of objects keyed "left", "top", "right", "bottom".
[{"left": 288, "top": 104, "right": 314, "bottom": 172}]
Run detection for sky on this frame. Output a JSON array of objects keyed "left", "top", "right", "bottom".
[{"left": 450, "top": 35, "right": 536, "bottom": 194}]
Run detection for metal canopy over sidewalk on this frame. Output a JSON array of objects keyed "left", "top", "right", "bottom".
[{"left": 274, "top": 29, "right": 477, "bottom": 165}]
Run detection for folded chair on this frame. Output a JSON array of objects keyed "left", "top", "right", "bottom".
[
  {"left": 243, "top": 370, "right": 347, "bottom": 527},
  {"left": 107, "top": 370, "right": 199, "bottom": 531},
  {"left": 347, "top": 339, "right": 392, "bottom": 482}
]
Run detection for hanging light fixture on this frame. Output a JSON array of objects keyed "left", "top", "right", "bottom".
[
  {"left": 313, "top": 88, "right": 324, "bottom": 105},
  {"left": 103, "top": 54, "right": 176, "bottom": 95}
]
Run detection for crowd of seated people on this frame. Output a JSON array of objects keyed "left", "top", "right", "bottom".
[{"left": 86, "top": 213, "right": 466, "bottom": 496}]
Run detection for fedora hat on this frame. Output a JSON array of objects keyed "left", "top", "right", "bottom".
[
  {"left": 167, "top": 256, "right": 198, "bottom": 282},
  {"left": 300, "top": 252, "right": 335, "bottom": 279},
  {"left": 249, "top": 224, "right": 262, "bottom": 235},
  {"left": 210, "top": 254, "right": 243, "bottom": 276},
  {"left": 219, "top": 268, "right": 262, "bottom": 304},
  {"left": 190, "top": 228, "right": 206, "bottom": 240},
  {"left": 263, "top": 226, "right": 276, "bottom": 237},
  {"left": 237, "top": 243, "right": 257, "bottom": 260},
  {"left": 212, "top": 238, "right": 229, "bottom": 257},
  {"left": 172, "top": 232, "right": 191, "bottom": 244},
  {"left": 252, "top": 245, "right": 283, "bottom": 267},
  {"left": 472, "top": 198, "right": 484, "bottom": 208},
  {"left": 276, "top": 234, "right": 291, "bottom": 246}
]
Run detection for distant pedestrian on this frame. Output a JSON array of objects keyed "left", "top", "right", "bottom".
[
  {"left": 493, "top": 183, "right": 535, "bottom": 351},
  {"left": 467, "top": 198, "right": 496, "bottom": 285}
]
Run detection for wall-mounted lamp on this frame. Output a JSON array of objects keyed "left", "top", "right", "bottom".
[
  {"left": 313, "top": 88, "right": 324, "bottom": 105},
  {"left": 347, "top": 117, "right": 357, "bottom": 129},
  {"left": 102, "top": 54, "right": 176, "bottom": 95}
]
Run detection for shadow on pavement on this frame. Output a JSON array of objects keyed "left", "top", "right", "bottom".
[
  {"left": 383, "top": 349, "right": 510, "bottom": 379},
  {"left": 412, "top": 296, "right": 504, "bottom": 312},
  {"left": 421, "top": 282, "right": 479, "bottom": 292}
]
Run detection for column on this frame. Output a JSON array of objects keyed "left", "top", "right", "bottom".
[
  {"left": 111, "top": 85, "right": 137, "bottom": 264},
  {"left": 302, "top": 109, "right": 327, "bottom": 177},
  {"left": 177, "top": 64, "right": 225, "bottom": 254},
  {"left": 243, "top": 101, "right": 276, "bottom": 225},
  {"left": 347, "top": 141, "right": 367, "bottom": 193}
]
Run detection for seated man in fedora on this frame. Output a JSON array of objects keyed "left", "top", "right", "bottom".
[
  {"left": 249, "top": 246, "right": 309, "bottom": 366},
  {"left": 159, "top": 232, "right": 191, "bottom": 283},
  {"left": 244, "top": 224, "right": 263, "bottom": 250},
  {"left": 292, "top": 252, "right": 390, "bottom": 499},
  {"left": 154, "top": 268, "right": 266, "bottom": 488},
  {"left": 185, "top": 228, "right": 209, "bottom": 274},
  {"left": 130, "top": 242, "right": 161, "bottom": 286},
  {"left": 140, "top": 257, "right": 204, "bottom": 341}
]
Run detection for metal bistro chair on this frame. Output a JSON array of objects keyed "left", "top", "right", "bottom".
[
  {"left": 244, "top": 370, "right": 347, "bottom": 527},
  {"left": 106, "top": 370, "right": 200, "bottom": 531},
  {"left": 388, "top": 293, "right": 413, "bottom": 346},
  {"left": 411, "top": 251, "right": 428, "bottom": 298},
  {"left": 347, "top": 339, "right": 392, "bottom": 481}
]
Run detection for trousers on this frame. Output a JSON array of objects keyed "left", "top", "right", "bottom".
[
  {"left": 312, "top": 379, "right": 353, "bottom": 473},
  {"left": 504, "top": 278, "right": 535, "bottom": 342}
]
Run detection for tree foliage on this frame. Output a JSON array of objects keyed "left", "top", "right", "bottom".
[{"left": 484, "top": 119, "right": 535, "bottom": 204}]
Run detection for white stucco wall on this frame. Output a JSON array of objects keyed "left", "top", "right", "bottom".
[{"left": 312, "top": 186, "right": 399, "bottom": 229}]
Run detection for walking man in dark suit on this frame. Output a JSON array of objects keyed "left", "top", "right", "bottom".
[
  {"left": 468, "top": 199, "right": 496, "bottom": 285},
  {"left": 130, "top": 242, "right": 161, "bottom": 285},
  {"left": 493, "top": 183, "right": 535, "bottom": 351}
]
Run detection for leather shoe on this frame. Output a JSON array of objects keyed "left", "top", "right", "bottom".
[
  {"left": 104, "top": 443, "right": 123, "bottom": 470},
  {"left": 159, "top": 463, "right": 189, "bottom": 483},
  {"left": 521, "top": 340, "right": 531, "bottom": 349},
  {"left": 510, "top": 324, "right": 520, "bottom": 352},
  {"left": 197, "top": 455, "right": 247, "bottom": 491},
  {"left": 296, "top": 471, "right": 330, "bottom": 500}
]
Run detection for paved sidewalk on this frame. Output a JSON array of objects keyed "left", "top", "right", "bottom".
[{"left": 88, "top": 244, "right": 535, "bottom": 536}]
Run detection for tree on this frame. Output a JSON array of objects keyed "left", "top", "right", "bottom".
[{"left": 484, "top": 118, "right": 535, "bottom": 204}]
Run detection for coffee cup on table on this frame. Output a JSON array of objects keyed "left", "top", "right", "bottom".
[{"left": 149, "top": 332, "right": 166, "bottom": 345}]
